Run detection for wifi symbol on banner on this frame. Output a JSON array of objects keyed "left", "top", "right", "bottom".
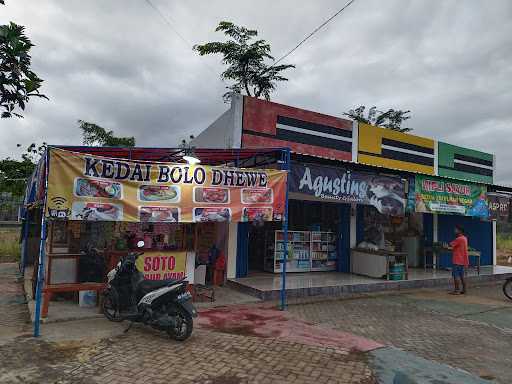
[{"left": 51, "top": 196, "right": 67, "bottom": 208}]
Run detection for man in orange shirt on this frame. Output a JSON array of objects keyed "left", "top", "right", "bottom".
[{"left": 449, "top": 225, "right": 469, "bottom": 294}]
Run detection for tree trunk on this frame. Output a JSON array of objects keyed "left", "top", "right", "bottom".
[{"left": 244, "top": 81, "right": 252, "bottom": 97}]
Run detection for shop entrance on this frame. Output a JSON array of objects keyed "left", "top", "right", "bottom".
[{"left": 247, "top": 199, "right": 348, "bottom": 274}]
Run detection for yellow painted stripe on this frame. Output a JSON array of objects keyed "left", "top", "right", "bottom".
[
  {"left": 380, "top": 128, "right": 434, "bottom": 148},
  {"left": 358, "top": 123, "right": 383, "bottom": 154},
  {"left": 358, "top": 154, "right": 436, "bottom": 175},
  {"left": 358, "top": 123, "right": 435, "bottom": 155}
]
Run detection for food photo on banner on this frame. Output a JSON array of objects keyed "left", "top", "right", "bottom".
[
  {"left": 290, "top": 163, "right": 406, "bottom": 216},
  {"left": 414, "top": 175, "right": 489, "bottom": 218},
  {"left": 45, "top": 148, "right": 287, "bottom": 223}
]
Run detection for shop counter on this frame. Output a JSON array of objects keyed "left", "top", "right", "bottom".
[{"left": 350, "top": 248, "right": 408, "bottom": 280}]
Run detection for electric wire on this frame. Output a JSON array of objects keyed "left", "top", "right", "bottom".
[
  {"left": 143, "top": 0, "right": 217, "bottom": 74},
  {"left": 144, "top": 0, "right": 192, "bottom": 47},
  {"left": 268, "top": 0, "right": 357, "bottom": 70}
]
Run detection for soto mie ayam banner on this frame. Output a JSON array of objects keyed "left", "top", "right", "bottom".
[
  {"left": 135, "top": 251, "right": 187, "bottom": 281},
  {"left": 45, "top": 148, "right": 287, "bottom": 223}
]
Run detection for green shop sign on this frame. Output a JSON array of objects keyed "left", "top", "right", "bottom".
[{"left": 414, "top": 175, "right": 489, "bottom": 218}]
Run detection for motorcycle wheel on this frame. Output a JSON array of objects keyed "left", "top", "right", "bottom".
[
  {"left": 102, "top": 289, "right": 123, "bottom": 322},
  {"left": 167, "top": 307, "right": 193, "bottom": 341},
  {"left": 503, "top": 279, "right": 512, "bottom": 301}
]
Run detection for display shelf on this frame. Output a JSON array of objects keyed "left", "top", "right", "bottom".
[{"left": 266, "top": 230, "right": 337, "bottom": 273}]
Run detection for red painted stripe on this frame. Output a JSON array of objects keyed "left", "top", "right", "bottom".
[{"left": 242, "top": 134, "right": 352, "bottom": 162}]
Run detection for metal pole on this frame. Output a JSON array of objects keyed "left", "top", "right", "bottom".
[
  {"left": 20, "top": 212, "right": 30, "bottom": 275},
  {"left": 280, "top": 148, "right": 291, "bottom": 310},
  {"left": 33, "top": 152, "right": 49, "bottom": 337}
]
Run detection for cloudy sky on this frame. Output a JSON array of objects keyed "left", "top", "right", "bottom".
[{"left": 2, "top": 1, "right": 512, "bottom": 183}]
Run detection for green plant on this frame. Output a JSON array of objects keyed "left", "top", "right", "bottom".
[
  {"left": 344, "top": 106, "right": 412, "bottom": 132},
  {"left": 0, "top": 228, "right": 20, "bottom": 261},
  {"left": 0, "top": 13, "right": 48, "bottom": 118},
  {"left": 194, "top": 21, "right": 295, "bottom": 101},
  {"left": 79, "top": 120, "right": 135, "bottom": 147},
  {"left": 497, "top": 234, "right": 512, "bottom": 251}
]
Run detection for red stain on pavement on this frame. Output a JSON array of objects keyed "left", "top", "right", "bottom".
[{"left": 198, "top": 306, "right": 382, "bottom": 353}]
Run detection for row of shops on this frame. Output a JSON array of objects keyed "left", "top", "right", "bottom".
[
  {"left": 194, "top": 94, "right": 511, "bottom": 281},
  {"left": 21, "top": 95, "right": 512, "bottom": 330},
  {"left": 236, "top": 161, "right": 507, "bottom": 280}
]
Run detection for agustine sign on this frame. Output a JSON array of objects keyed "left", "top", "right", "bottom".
[
  {"left": 290, "top": 163, "right": 406, "bottom": 216},
  {"left": 45, "top": 148, "right": 287, "bottom": 223}
]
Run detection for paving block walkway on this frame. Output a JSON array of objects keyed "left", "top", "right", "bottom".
[
  {"left": 0, "top": 263, "right": 505, "bottom": 384},
  {"left": 287, "top": 285, "right": 512, "bottom": 383}
]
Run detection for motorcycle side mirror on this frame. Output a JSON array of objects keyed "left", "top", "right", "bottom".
[{"left": 137, "top": 240, "right": 145, "bottom": 248}]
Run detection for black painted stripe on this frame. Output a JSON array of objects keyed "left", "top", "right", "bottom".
[
  {"left": 277, "top": 115, "right": 353, "bottom": 138},
  {"left": 380, "top": 148, "right": 435, "bottom": 166},
  {"left": 276, "top": 128, "right": 352, "bottom": 152},
  {"left": 381, "top": 138, "right": 434, "bottom": 155},
  {"left": 243, "top": 129, "right": 353, "bottom": 153},
  {"left": 242, "top": 130, "right": 276, "bottom": 140},
  {"left": 452, "top": 163, "right": 493, "bottom": 177},
  {"left": 454, "top": 153, "right": 493, "bottom": 167},
  {"left": 359, "top": 150, "right": 433, "bottom": 167}
]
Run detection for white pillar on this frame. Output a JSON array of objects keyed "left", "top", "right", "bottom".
[
  {"left": 493, "top": 220, "right": 497, "bottom": 266},
  {"left": 351, "top": 121, "right": 359, "bottom": 163},
  {"left": 226, "top": 222, "right": 238, "bottom": 279},
  {"left": 350, "top": 203, "right": 357, "bottom": 248},
  {"left": 433, "top": 214, "right": 438, "bottom": 243},
  {"left": 434, "top": 141, "right": 439, "bottom": 176}
]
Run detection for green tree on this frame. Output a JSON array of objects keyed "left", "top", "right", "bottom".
[
  {"left": 0, "top": 142, "right": 45, "bottom": 196},
  {"left": 0, "top": 1, "right": 47, "bottom": 118},
  {"left": 194, "top": 21, "right": 295, "bottom": 101},
  {"left": 79, "top": 120, "right": 135, "bottom": 147},
  {"left": 344, "top": 106, "right": 412, "bottom": 133}
]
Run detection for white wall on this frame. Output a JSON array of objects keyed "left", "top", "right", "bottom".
[
  {"left": 192, "top": 93, "right": 243, "bottom": 149},
  {"left": 227, "top": 222, "right": 238, "bottom": 278}
]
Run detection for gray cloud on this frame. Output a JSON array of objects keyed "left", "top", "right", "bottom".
[{"left": 1, "top": 0, "right": 511, "bottom": 183}]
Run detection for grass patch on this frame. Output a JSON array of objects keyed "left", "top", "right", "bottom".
[
  {"left": 497, "top": 234, "right": 512, "bottom": 251},
  {"left": 0, "top": 229, "right": 21, "bottom": 262}
]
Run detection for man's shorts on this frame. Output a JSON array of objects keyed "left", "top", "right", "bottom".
[{"left": 452, "top": 264, "right": 465, "bottom": 279}]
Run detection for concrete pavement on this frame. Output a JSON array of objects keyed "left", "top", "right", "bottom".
[{"left": 0, "top": 262, "right": 508, "bottom": 383}]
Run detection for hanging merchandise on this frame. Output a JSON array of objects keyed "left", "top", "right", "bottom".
[{"left": 414, "top": 175, "right": 489, "bottom": 218}]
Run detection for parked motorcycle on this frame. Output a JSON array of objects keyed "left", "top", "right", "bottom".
[
  {"left": 102, "top": 241, "right": 197, "bottom": 341},
  {"left": 503, "top": 278, "right": 512, "bottom": 301}
]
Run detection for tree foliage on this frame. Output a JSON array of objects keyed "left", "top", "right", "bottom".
[
  {"left": 0, "top": 1, "right": 47, "bottom": 118},
  {"left": 344, "top": 106, "right": 412, "bottom": 133},
  {"left": 0, "top": 142, "right": 45, "bottom": 196},
  {"left": 194, "top": 21, "right": 295, "bottom": 101},
  {"left": 79, "top": 120, "right": 135, "bottom": 147},
  {"left": 0, "top": 119, "right": 135, "bottom": 197}
]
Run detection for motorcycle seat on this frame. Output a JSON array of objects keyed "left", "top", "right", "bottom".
[{"left": 137, "top": 279, "right": 181, "bottom": 294}]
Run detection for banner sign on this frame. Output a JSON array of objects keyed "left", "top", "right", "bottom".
[
  {"left": 290, "top": 163, "right": 406, "bottom": 216},
  {"left": 487, "top": 193, "right": 511, "bottom": 221},
  {"left": 45, "top": 148, "right": 287, "bottom": 222},
  {"left": 414, "top": 175, "right": 489, "bottom": 217},
  {"left": 135, "top": 251, "right": 186, "bottom": 280}
]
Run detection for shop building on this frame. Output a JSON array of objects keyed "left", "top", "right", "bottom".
[
  {"left": 21, "top": 146, "right": 289, "bottom": 328},
  {"left": 193, "top": 94, "right": 512, "bottom": 298}
]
